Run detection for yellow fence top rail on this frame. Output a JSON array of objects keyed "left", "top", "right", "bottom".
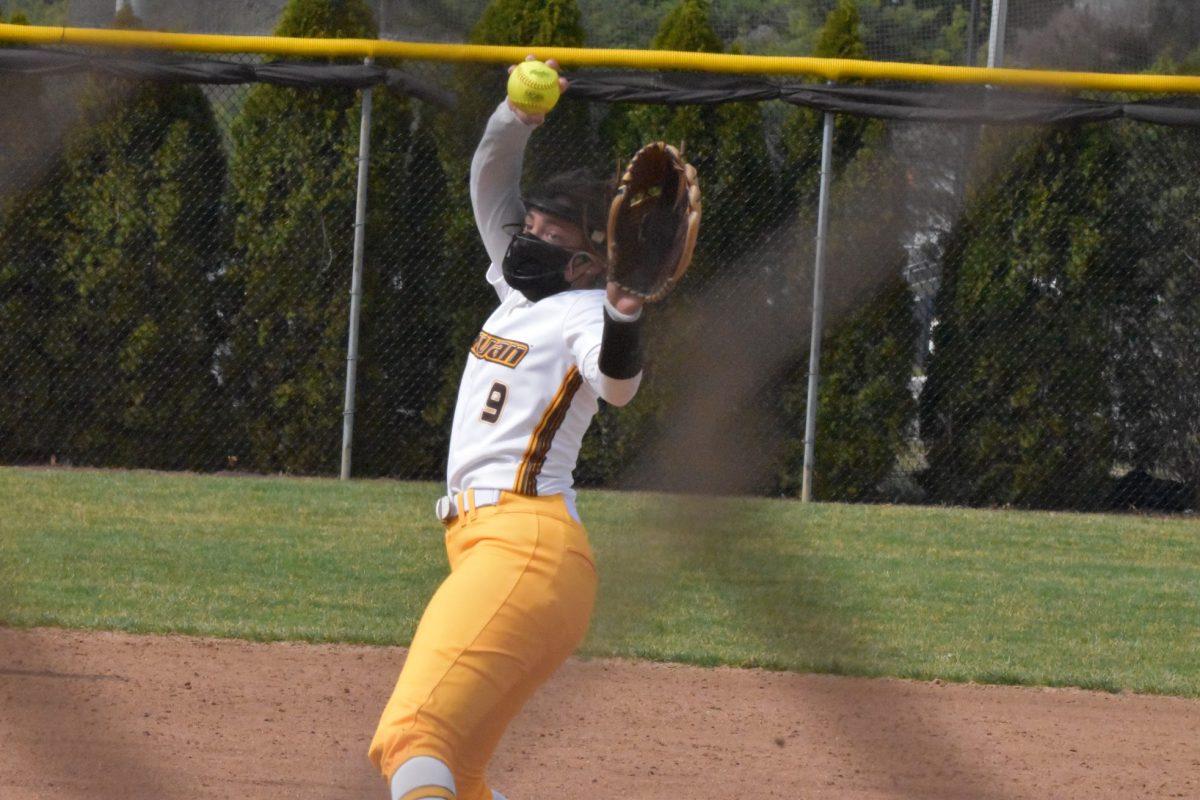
[{"left": 4, "top": 21, "right": 1200, "bottom": 95}]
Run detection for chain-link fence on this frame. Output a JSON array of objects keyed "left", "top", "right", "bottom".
[
  {"left": 1, "top": 3, "right": 1198, "bottom": 512},
  {"left": 39, "top": 1, "right": 1196, "bottom": 73}
]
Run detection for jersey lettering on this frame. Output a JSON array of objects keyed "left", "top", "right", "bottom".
[{"left": 470, "top": 331, "right": 530, "bottom": 368}]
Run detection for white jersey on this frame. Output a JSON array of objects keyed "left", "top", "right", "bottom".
[
  {"left": 445, "top": 102, "right": 641, "bottom": 501},
  {"left": 447, "top": 287, "right": 607, "bottom": 500}
]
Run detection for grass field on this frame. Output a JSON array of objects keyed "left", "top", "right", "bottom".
[{"left": 1, "top": 466, "right": 1198, "bottom": 697}]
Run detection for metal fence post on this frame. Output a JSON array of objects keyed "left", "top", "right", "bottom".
[
  {"left": 800, "top": 107, "right": 836, "bottom": 503},
  {"left": 340, "top": 1, "right": 389, "bottom": 480},
  {"left": 340, "top": 62, "right": 375, "bottom": 480},
  {"left": 987, "top": 0, "right": 1008, "bottom": 68}
]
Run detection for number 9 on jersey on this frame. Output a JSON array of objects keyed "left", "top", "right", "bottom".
[{"left": 482, "top": 381, "right": 508, "bottom": 424}]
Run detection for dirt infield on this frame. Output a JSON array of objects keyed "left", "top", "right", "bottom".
[{"left": 1, "top": 628, "right": 1197, "bottom": 800}]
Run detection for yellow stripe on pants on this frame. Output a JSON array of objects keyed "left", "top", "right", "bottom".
[{"left": 369, "top": 492, "right": 597, "bottom": 800}]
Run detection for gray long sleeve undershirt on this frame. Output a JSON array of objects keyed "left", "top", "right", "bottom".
[{"left": 470, "top": 101, "right": 533, "bottom": 293}]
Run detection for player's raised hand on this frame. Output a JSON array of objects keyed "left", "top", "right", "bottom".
[{"left": 507, "top": 54, "right": 569, "bottom": 126}]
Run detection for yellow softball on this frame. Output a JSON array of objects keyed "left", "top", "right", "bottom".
[{"left": 507, "top": 60, "right": 561, "bottom": 115}]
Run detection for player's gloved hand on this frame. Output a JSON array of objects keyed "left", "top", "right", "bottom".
[
  {"left": 506, "top": 54, "right": 569, "bottom": 126},
  {"left": 606, "top": 142, "right": 702, "bottom": 303}
]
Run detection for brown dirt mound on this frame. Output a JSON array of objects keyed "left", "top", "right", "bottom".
[{"left": 1, "top": 627, "right": 1197, "bottom": 799}]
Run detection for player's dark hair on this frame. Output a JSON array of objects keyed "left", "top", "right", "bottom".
[{"left": 525, "top": 168, "right": 614, "bottom": 256}]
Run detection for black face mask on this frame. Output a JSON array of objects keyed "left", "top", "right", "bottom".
[{"left": 501, "top": 232, "right": 576, "bottom": 302}]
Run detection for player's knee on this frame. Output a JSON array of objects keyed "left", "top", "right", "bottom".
[{"left": 390, "top": 755, "right": 457, "bottom": 800}]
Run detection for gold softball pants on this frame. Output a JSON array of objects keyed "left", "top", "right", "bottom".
[{"left": 369, "top": 491, "right": 598, "bottom": 800}]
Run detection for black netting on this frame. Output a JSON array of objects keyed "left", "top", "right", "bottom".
[{"left": 1, "top": 7, "right": 1197, "bottom": 512}]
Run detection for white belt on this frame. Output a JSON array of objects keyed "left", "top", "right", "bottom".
[
  {"left": 434, "top": 489, "right": 581, "bottom": 524},
  {"left": 435, "top": 489, "right": 503, "bottom": 522}
]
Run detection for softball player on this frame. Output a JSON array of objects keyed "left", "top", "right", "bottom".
[{"left": 369, "top": 60, "right": 647, "bottom": 800}]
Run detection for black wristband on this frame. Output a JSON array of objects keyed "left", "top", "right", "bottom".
[{"left": 599, "top": 307, "right": 645, "bottom": 380}]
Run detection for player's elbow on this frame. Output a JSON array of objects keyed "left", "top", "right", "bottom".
[{"left": 599, "top": 373, "right": 642, "bottom": 407}]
